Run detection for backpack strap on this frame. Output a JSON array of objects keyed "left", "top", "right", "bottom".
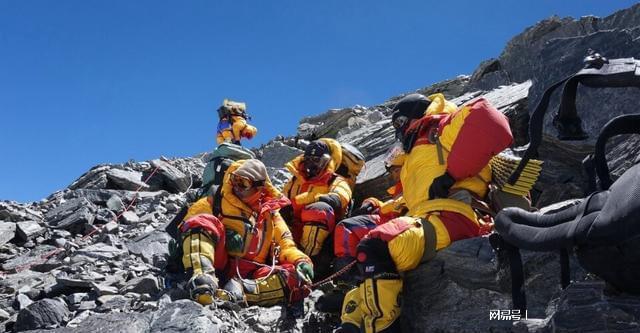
[
  {"left": 211, "top": 185, "right": 223, "bottom": 217},
  {"left": 509, "top": 56, "right": 640, "bottom": 185},
  {"left": 489, "top": 233, "right": 527, "bottom": 311}
]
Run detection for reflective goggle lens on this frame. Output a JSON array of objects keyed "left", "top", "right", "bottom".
[{"left": 392, "top": 116, "right": 409, "bottom": 129}]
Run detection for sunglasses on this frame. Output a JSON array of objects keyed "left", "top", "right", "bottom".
[
  {"left": 231, "top": 174, "right": 265, "bottom": 190},
  {"left": 392, "top": 116, "right": 409, "bottom": 130}
]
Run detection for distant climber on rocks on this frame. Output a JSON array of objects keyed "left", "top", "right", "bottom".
[
  {"left": 175, "top": 159, "right": 313, "bottom": 312},
  {"left": 281, "top": 138, "right": 353, "bottom": 277},
  {"left": 216, "top": 99, "right": 257, "bottom": 145},
  {"left": 336, "top": 93, "right": 512, "bottom": 332}
]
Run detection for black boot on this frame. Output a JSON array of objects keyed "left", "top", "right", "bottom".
[{"left": 315, "top": 257, "right": 358, "bottom": 313}]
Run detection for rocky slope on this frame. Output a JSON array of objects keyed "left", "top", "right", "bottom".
[{"left": 2, "top": 4, "right": 640, "bottom": 333}]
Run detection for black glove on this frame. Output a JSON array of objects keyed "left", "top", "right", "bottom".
[
  {"left": 279, "top": 205, "right": 293, "bottom": 224},
  {"left": 317, "top": 194, "right": 342, "bottom": 212},
  {"left": 353, "top": 201, "right": 376, "bottom": 216},
  {"left": 428, "top": 172, "right": 455, "bottom": 199}
]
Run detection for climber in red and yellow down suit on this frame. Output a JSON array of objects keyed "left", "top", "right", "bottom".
[
  {"left": 337, "top": 93, "right": 512, "bottom": 333},
  {"left": 315, "top": 148, "right": 408, "bottom": 313},
  {"left": 282, "top": 139, "right": 352, "bottom": 271},
  {"left": 178, "top": 159, "right": 313, "bottom": 308}
]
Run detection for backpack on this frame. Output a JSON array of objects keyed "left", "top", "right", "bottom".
[
  {"left": 217, "top": 99, "right": 249, "bottom": 120},
  {"left": 336, "top": 143, "right": 365, "bottom": 185},
  {"left": 494, "top": 55, "right": 640, "bottom": 311},
  {"left": 201, "top": 142, "right": 255, "bottom": 197}
]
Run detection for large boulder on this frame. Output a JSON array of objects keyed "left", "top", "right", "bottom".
[
  {"left": 0, "top": 222, "right": 16, "bottom": 246},
  {"left": 44, "top": 198, "right": 97, "bottom": 233},
  {"left": 15, "top": 298, "right": 69, "bottom": 332},
  {"left": 149, "top": 159, "right": 191, "bottom": 193}
]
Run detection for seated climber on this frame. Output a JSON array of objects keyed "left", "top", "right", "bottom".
[
  {"left": 337, "top": 93, "right": 510, "bottom": 332},
  {"left": 281, "top": 139, "right": 352, "bottom": 271},
  {"left": 178, "top": 159, "right": 313, "bottom": 310},
  {"left": 316, "top": 146, "right": 407, "bottom": 312},
  {"left": 216, "top": 99, "right": 257, "bottom": 145}
]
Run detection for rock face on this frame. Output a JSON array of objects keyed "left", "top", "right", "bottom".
[{"left": 2, "top": 4, "right": 640, "bottom": 333}]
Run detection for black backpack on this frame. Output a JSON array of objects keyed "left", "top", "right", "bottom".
[{"left": 493, "top": 54, "right": 640, "bottom": 311}]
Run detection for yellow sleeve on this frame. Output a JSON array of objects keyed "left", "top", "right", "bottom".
[
  {"left": 328, "top": 176, "right": 353, "bottom": 212},
  {"left": 184, "top": 197, "right": 213, "bottom": 221},
  {"left": 273, "top": 212, "right": 310, "bottom": 264},
  {"left": 380, "top": 196, "right": 406, "bottom": 215}
]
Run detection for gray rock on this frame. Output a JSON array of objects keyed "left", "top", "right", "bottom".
[
  {"left": 1, "top": 245, "right": 58, "bottom": 272},
  {"left": 150, "top": 159, "right": 190, "bottom": 193},
  {"left": 64, "top": 189, "right": 130, "bottom": 206},
  {"left": 27, "top": 299, "right": 223, "bottom": 333},
  {"left": 96, "top": 295, "right": 130, "bottom": 312},
  {"left": 14, "top": 294, "right": 33, "bottom": 310},
  {"left": 106, "top": 195, "right": 125, "bottom": 211},
  {"left": 122, "top": 274, "right": 160, "bottom": 295},
  {"left": 94, "top": 208, "right": 117, "bottom": 225},
  {"left": 15, "top": 221, "right": 45, "bottom": 242},
  {"left": 91, "top": 283, "right": 118, "bottom": 296},
  {"left": 53, "top": 238, "right": 67, "bottom": 248},
  {"left": 0, "top": 201, "right": 44, "bottom": 222},
  {"left": 56, "top": 277, "right": 95, "bottom": 289},
  {"left": 15, "top": 298, "right": 69, "bottom": 331},
  {"left": 66, "top": 293, "right": 89, "bottom": 305},
  {"left": 261, "top": 141, "right": 303, "bottom": 169},
  {"left": 149, "top": 300, "right": 220, "bottom": 333},
  {"left": 139, "top": 213, "right": 157, "bottom": 224},
  {"left": 102, "top": 221, "right": 119, "bottom": 234},
  {"left": 68, "top": 165, "right": 111, "bottom": 190},
  {"left": 366, "top": 110, "right": 385, "bottom": 123},
  {"left": 120, "top": 211, "right": 139, "bottom": 224},
  {"left": 0, "top": 308, "right": 10, "bottom": 321},
  {"left": 543, "top": 281, "right": 640, "bottom": 332},
  {"left": 401, "top": 237, "right": 588, "bottom": 332},
  {"left": 45, "top": 198, "right": 96, "bottom": 232},
  {"left": 106, "top": 168, "right": 149, "bottom": 191},
  {"left": 76, "top": 301, "right": 97, "bottom": 311},
  {"left": 75, "top": 243, "right": 128, "bottom": 260},
  {"left": 298, "top": 107, "right": 356, "bottom": 139},
  {"left": 126, "top": 230, "right": 172, "bottom": 264},
  {"left": 0, "top": 221, "right": 16, "bottom": 246}
]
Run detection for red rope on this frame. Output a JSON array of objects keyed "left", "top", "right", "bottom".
[
  {"left": 0, "top": 165, "right": 162, "bottom": 277},
  {"left": 289, "top": 259, "right": 357, "bottom": 306}
]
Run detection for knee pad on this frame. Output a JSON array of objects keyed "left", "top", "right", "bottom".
[
  {"left": 300, "top": 202, "right": 336, "bottom": 256},
  {"left": 356, "top": 238, "right": 397, "bottom": 277},
  {"left": 334, "top": 215, "right": 379, "bottom": 258},
  {"left": 182, "top": 231, "right": 216, "bottom": 276}
]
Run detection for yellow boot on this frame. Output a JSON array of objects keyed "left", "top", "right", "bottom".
[{"left": 182, "top": 231, "right": 218, "bottom": 305}]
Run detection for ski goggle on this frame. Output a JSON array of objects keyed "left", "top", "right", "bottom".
[
  {"left": 303, "top": 154, "right": 330, "bottom": 170},
  {"left": 231, "top": 174, "right": 265, "bottom": 190},
  {"left": 392, "top": 115, "right": 409, "bottom": 130}
]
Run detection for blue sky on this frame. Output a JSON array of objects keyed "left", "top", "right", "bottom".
[{"left": 1, "top": 1, "right": 637, "bottom": 202}]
